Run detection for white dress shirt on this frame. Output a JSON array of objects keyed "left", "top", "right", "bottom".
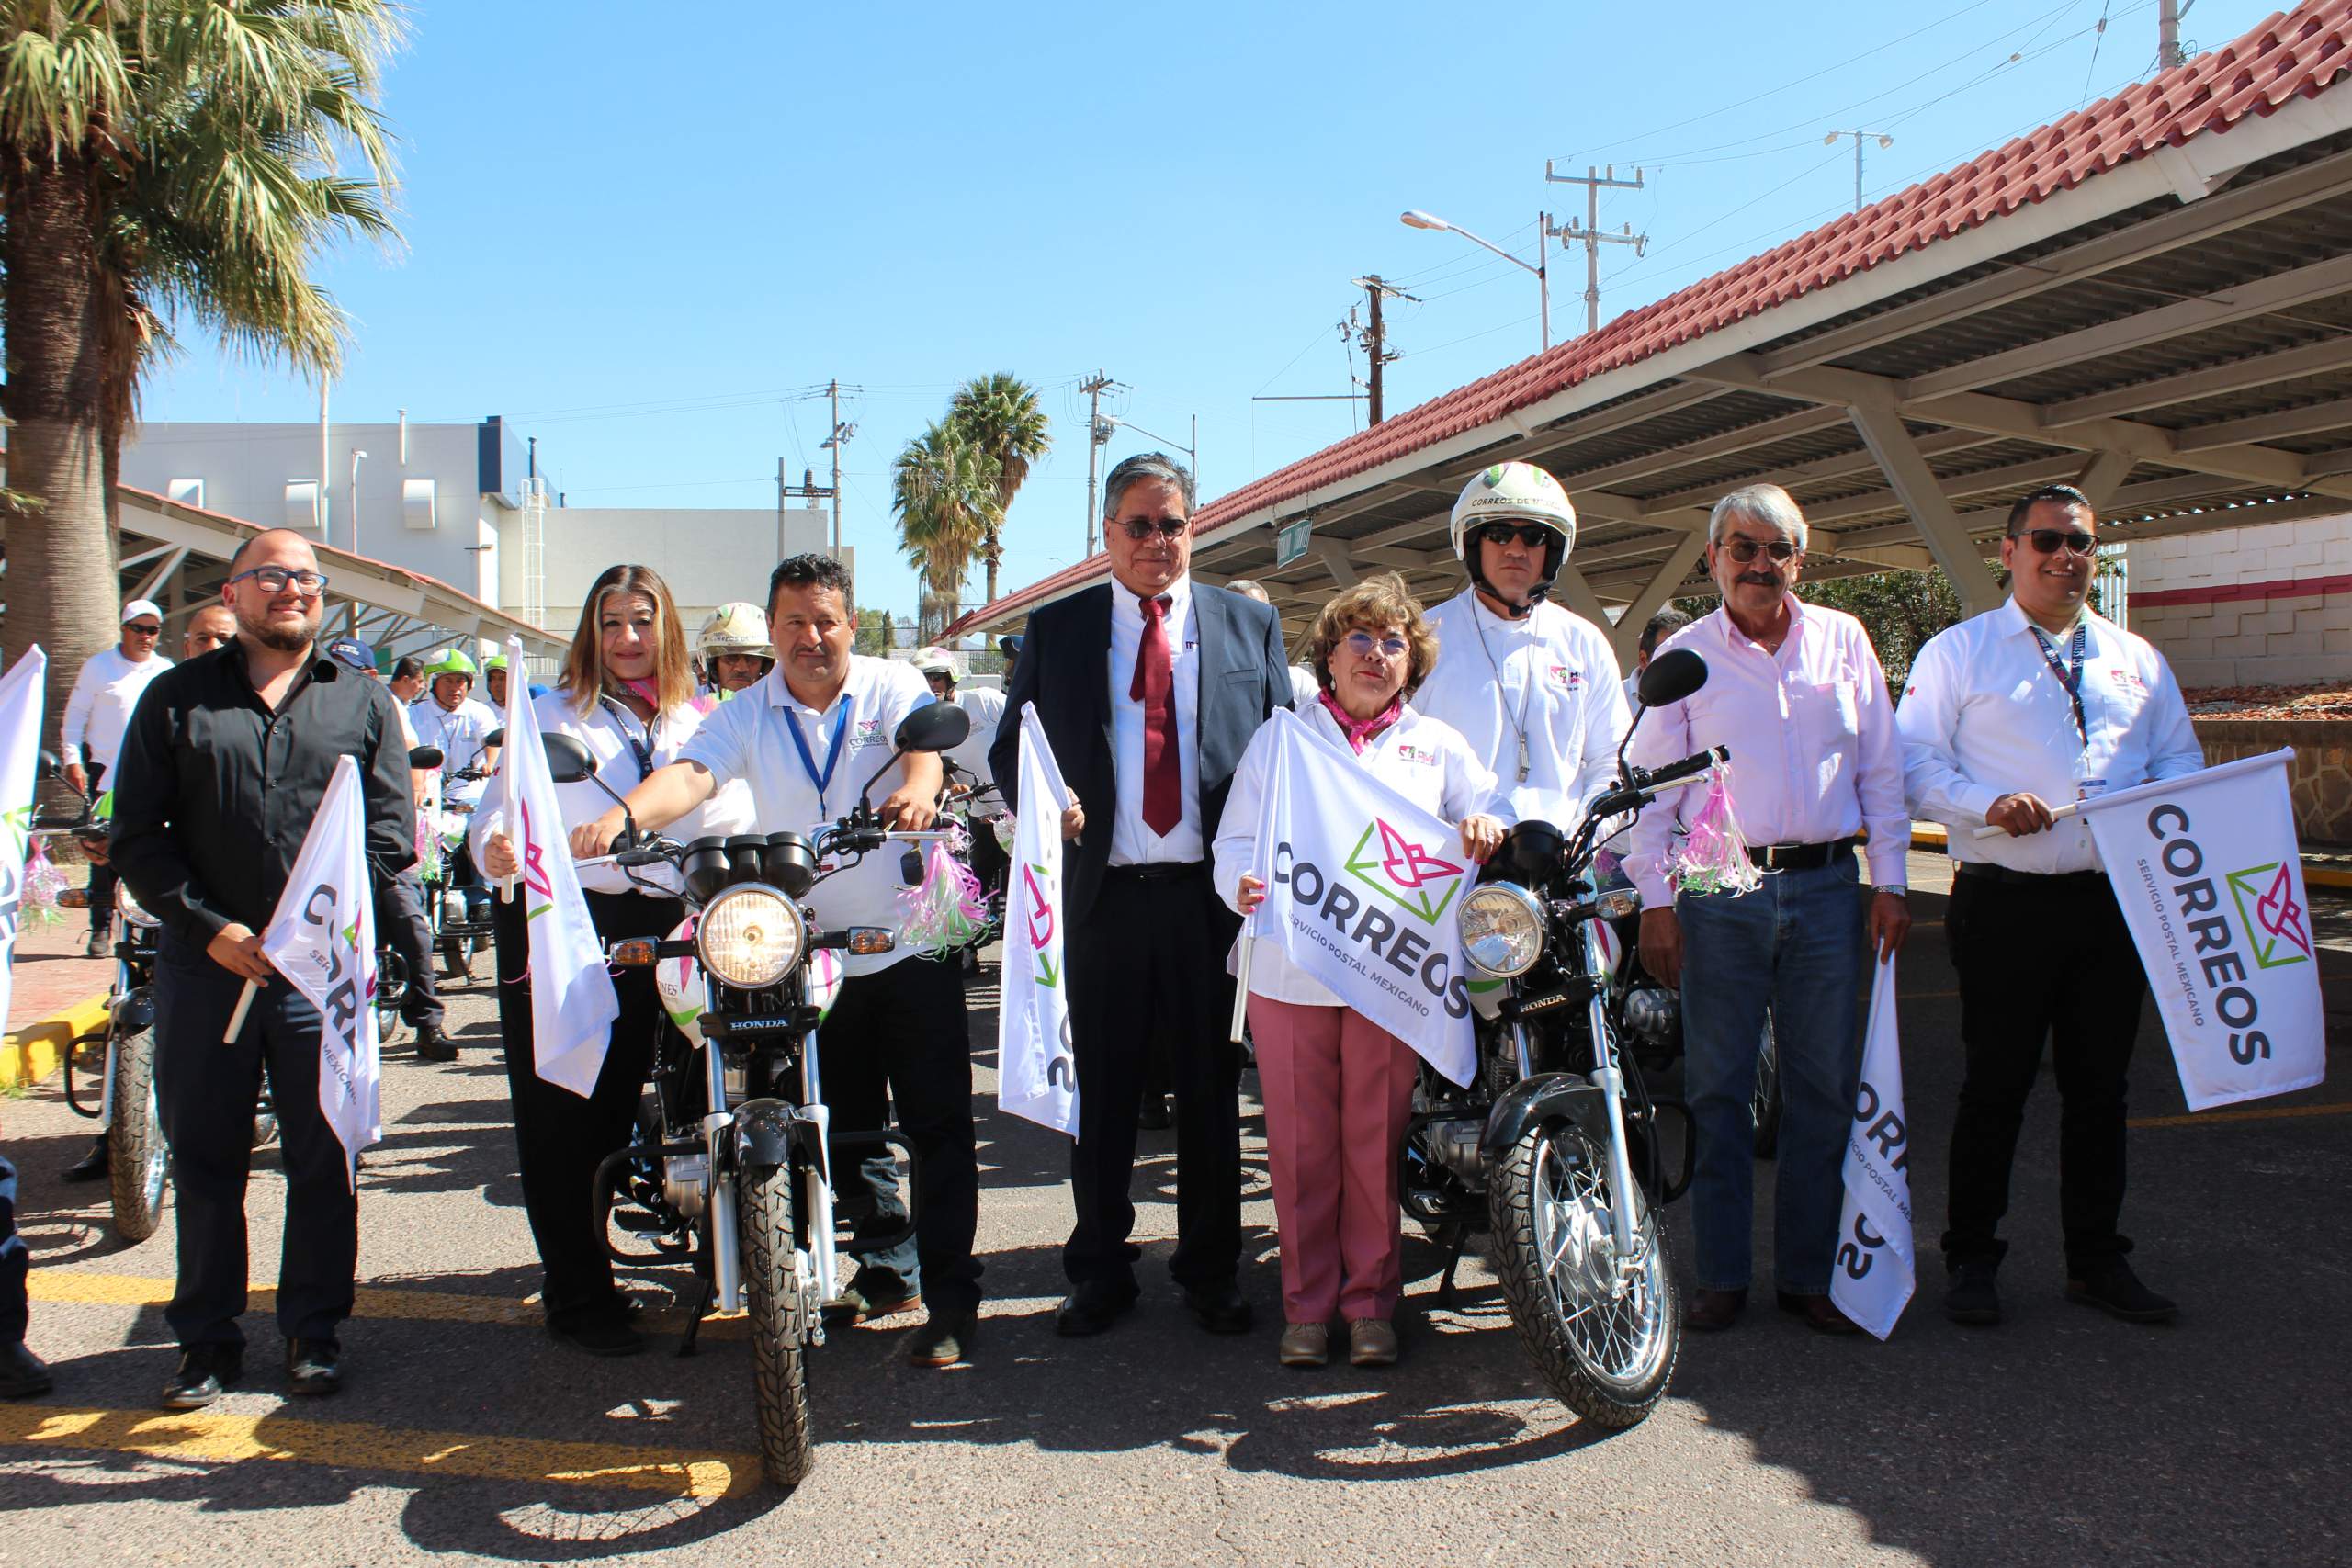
[
  {"left": 945, "top": 683, "right": 1007, "bottom": 790},
  {"left": 1287, "top": 664, "right": 1322, "bottom": 708},
  {"left": 1896, "top": 600, "right": 2205, "bottom": 874},
  {"left": 410, "top": 696, "right": 503, "bottom": 806},
  {"left": 1416, "top": 587, "right": 1630, "bottom": 825},
  {"left": 681, "top": 656, "right": 935, "bottom": 976},
  {"left": 469, "top": 688, "right": 752, "bottom": 897},
  {"left": 1213, "top": 702, "right": 1498, "bottom": 1008},
  {"left": 62, "top": 647, "right": 173, "bottom": 773},
  {"left": 1623, "top": 600, "right": 1909, "bottom": 907},
  {"left": 1106, "top": 574, "right": 1204, "bottom": 866}
]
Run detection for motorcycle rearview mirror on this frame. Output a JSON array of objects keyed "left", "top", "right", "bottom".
[
  {"left": 38, "top": 749, "right": 59, "bottom": 777},
  {"left": 1637, "top": 648, "right": 1708, "bottom": 708},
  {"left": 484, "top": 727, "right": 508, "bottom": 750},
  {"left": 408, "top": 745, "right": 445, "bottom": 771},
  {"left": 895, "top": 702, "right": 971, "bottom": 754},
  {"left": 539, "top": 733, "right": 598, "bottom": 784}
]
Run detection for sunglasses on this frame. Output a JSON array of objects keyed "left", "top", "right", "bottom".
[
  {"left": 1719, "top": 536, "right": 1799, "bottom": 564},
  {"left": 226, "top": 565, "right": 329, "bottom": 596},
  {"left": 1476, "top": 523, "right": 1555, "bottom": 549},
  {"left": 1117, "top": 516, "right": 1189, "bottom": 541},
  {"left": 1340, "top": 630, "right": 1409, "bottom": 660},
  {"left": 2017, "top": 527, "right": 2098, "bottom": 557},
  {"left": 123, "top": 622, "right": 163, "bottom": 636}
]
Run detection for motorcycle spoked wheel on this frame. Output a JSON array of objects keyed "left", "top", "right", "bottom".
[
  {"left": 1752, "top": 1013, "right": 1783, "bottom": 1160},
  {"left": 735, "top": 1158, "right": 816, "bottom": 1492},
  {"left": 106, "top": 1027, "right": 170, "bottom": 1244},
  {"left": 1489, "top": 1120, "right": 1680, "bottom": 1429},
  {"left": 440, "top": 933, "right": 476, "bottom": 982}
]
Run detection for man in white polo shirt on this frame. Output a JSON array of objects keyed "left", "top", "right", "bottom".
[
  {"left": 61, "top": 597, "right": 175, "bottom": 956},
  {"left": 570, "top": 552, "right": 982, "bottom": 1370}
]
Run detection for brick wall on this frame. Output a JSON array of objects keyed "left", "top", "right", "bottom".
[
  {"left": 2193, "top": 718, "right": 2352, "bottom": 846},
  {"left": 2124, "top": 516, "right": 2352, "bottom": 688}
]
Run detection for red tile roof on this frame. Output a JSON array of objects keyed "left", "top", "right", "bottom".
[{"left": 948, "top": 0, "right": 2352, "bottom": 637}]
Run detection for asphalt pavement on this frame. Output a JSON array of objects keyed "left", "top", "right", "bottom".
[{"left": 1, "top": 850, "right": 2346, "bottom": 1566}]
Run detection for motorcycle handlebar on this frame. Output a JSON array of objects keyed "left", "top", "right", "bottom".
[{"left": 1632, "top": 744, "right": 1729, "bottom": 793}]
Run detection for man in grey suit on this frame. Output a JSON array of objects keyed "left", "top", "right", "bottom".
[{"left": 991, "top": 453, "right": 1295, "bottom": 1338}]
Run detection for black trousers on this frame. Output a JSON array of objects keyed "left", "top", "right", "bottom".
[
  {"left": 1065, "top": 863, "right": 1243, "bottom": 1291},
  {"left": 0, "top": 1156, "right": 26, "bottom": 1344},
  {"left": 85, "top": 761, "right": 116, "bottom": 934},
  {"left": 1944, "top": 869, "right": 2144, "bottom": 1273},
  {"left": 378, "top": 870, "right": 442, "bottom": 1030},
  {"left": 155, "top": 931, "right": 356, "bottom": 1348},
  {"left": 820, "top": 956, "right": 982, "bottom": 1314},
  {"left": 493, "top": 887, "right": 679, "bottom": 1329}
]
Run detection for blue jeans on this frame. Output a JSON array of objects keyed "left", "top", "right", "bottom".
[{"left": 1679, "top": 857, "right": 1864, "bottom": 1295}]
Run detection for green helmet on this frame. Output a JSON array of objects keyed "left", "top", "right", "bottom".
[
  {"left": 482, "top": 653, "right": 509, "bottom": 673},
  {"left": 424, "top": 649, "right": 477, "bottom": 680}
]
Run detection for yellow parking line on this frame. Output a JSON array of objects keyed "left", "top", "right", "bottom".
[
  {"left": 28, "top": 1274, "right": 746, "bottom": 1338},
  {"left": 2129, "top": 1102, "right": 2352, "bottom": 1130},
  {"left": 0, "top": 1404, "right": 759, "bottom": 1499}
]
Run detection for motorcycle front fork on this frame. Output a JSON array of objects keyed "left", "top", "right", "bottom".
[
  {"left": 1577, "top": 920, "right": 1645, "bottom": 1270},
  {"left": 702, "top": 1036, "right": 743, "bottom": 1314}
]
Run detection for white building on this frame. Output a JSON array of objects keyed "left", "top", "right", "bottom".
[{"left": 2124, "top": 516, "right": 2352, "bottom": 689}]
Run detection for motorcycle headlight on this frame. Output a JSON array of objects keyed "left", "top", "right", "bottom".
[
  {"left": 1459, "top": 883, "right": 1545, "bottom": 978},
  {"left": 695, "top": 884, "right": 804, "bottom": 988},
  {"left": 115, "top": 881, "right": 160, "bottom": 930}
]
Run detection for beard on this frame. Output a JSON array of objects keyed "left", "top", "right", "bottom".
[{"left": 236, "top": 602, "right": 321, "bottom": 653}]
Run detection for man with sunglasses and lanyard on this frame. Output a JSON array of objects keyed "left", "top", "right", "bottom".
[
  {"left": 1897, "top": 484, "right": 2201, "bottom": 1328},
  {"left": 1628, "top": 484, "right": 1911, "bottom": 1336},
  {"left": 1417, "top": 462, "right": 1629, "bottom": 826}
]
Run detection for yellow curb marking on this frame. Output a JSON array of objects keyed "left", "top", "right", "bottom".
[
  {"left": 0, "top": 1403, "right": 759, "bottom": 1500},
  {"left": 2128, "top": 1101, "right": 2352, "bottom": 1130},
  {"left": 27, "top": 1274, "right": 746, "bottom": 1338},
  {"left": 0, "top": 990, "right": 112, "bottom": 1092}
]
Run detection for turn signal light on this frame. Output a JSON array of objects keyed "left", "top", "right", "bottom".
[
  {"left": 844, "top": 928, "right": 896, "bottom": 955},
  {"left": 610, "top": 939, "right": 658, "bottom": 967}
]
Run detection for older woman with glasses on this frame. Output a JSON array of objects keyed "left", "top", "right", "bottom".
[{"left": 1213, "top": 574, "right": 1505, "bottom": 1369}]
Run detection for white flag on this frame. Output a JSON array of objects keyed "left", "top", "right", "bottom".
[
  {"left": 2075, "top": 749, "right": 2324, "bottom": 1111},
  {"left": 256, "top": 754, "right": 380, "bottom": 1181},
  {"left": 1831, "top": 957, "right": 1914, "bottom": 1341},
  {"left": 1247, "top": 708, "right": 1477, "bottom": 1087},
  {"left": 498, "top": 636, "right": 620, "bottom": 1096},
  {"left": 997, "top": 703, "right": 1078, "bottom": 1136},
  {"left": 0, "top": 648, "right": 48, "bottom": 1029}
]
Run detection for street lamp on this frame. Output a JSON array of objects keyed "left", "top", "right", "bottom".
[
  {"left": 1824, "top": 130, "right": 1894, "bottom": 214},
  {"left": 1400, "top": 209, "right": 1549, "bottom": 351},
  {"left": 349, "top": 449, "right": 369, "bottom": 558},
  {"left": 1101, "top": 412, "right": 1199, "bottom": 483}
]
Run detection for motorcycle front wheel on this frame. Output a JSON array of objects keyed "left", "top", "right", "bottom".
[
  {"left": 106, "top": 1027, "right": 169, "bottom": 1243},
  {"left": 1490, "top": 1120, "right": 1680, "bottom": 1429},
  {"left": 735, "top": 1159, "right": 816, "bottom": 1492}
]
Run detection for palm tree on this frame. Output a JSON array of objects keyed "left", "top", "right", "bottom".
[
  {"left": 892, "top": 420, "right": 996, "bottom": 641},
  {"left": 1, "top": 0, "right": 401, "bottom": 734},
  {"left": 947, "top": 373, "right": 1051, "bottom": 603}
]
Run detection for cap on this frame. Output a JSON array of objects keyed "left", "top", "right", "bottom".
[
  {"left": 997, "top": 635, "right": 1023, "bottom": 659},
  {"left": 121, "top": 598, "right": 164, "bottom": 626},
  {"left": 324, "top": 637, "right": 378, "bottom": 675}
]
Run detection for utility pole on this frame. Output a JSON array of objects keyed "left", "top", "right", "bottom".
[
  {"left": 2159, "top": 0, "right": 2191, "bottom": 70},
  {"left": 818, "top": 378, "right": 856, "bottom": 557},
  {"left": 780, "top": 461, "right": 836, "bottom": 563},
  {"left": 1544, "top": 164, "right": 1648, "bottom": 335},
  {"left": 1822, "top": 131, "right": 1894, "bottom": 213},
  {"left": 1080, "top": 370, "right": 1118, "bottom": 555},
  {"left": 1347, "top": 276, "right": 1416, "bottom": 423}
]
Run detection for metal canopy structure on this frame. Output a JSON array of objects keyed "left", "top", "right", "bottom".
[
  {"left": 949, "top": 0, "right": 2352, "bottom": 664},
  {"left": 103, "top": 482, "right": 565, "bottom": 664}
]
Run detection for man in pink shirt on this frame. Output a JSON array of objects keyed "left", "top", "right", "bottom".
[{"left": 1625, "top": 483, "right": 1911, "bottom": 1336}]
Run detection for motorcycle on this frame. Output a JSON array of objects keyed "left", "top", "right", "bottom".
[
  {"left": 420, "top": 729, "right": 504, "bottom": 982},
  {"left": 1404, "top": 647, "right": 1724, "bottom": 1429},
  {"left": 544, "top": 699, "right": 973, "bottom": 1492},
  {"left": 937, "top": 762, "right": 1009, "bottom": 972}
]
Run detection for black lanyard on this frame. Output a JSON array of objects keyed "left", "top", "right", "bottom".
[
  {"left": 784, "top": 696, "right": 853, "bottom": 817},
  {"left": 595, "top": 694, "right": 658, "bottom": 781},
  {"left": 2030, "top": 621, "right": 2088, "bottom": 747}
]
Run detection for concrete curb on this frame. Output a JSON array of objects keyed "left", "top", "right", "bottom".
[{"left": 1, "top": 990, "right": 111, "bottom": 1094}]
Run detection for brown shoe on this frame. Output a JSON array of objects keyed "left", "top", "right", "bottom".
[
  {"left": 1778, "top": 1291, "right": 1861, "bottom": 1335},
  {"left": 1683, "top": 1289, "right": 1746, "bottom": 1332},
  {"left": 1347, "top": 1319, "right": 1398, "bottom": 1367},
  {"left": 1277, "top": 1322, "right": 1329, "bottom": 1367}
]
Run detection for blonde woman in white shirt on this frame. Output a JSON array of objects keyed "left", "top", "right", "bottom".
[
  {"left": 1215, "top": 575, "right": 1505, "bottom": 1371},
  {"left": 473, "top": 564, "right": 750, "bottom": 1358}
]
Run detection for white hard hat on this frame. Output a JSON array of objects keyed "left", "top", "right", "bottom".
[
  {"left": 695, "top": 602, "right": 774, "bottom": 660},
  {"left": 913, "top": 645, "right": 961, "bottom": 680}
]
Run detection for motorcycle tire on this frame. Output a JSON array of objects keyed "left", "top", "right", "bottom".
[
  {"left": 251, "top": 1113, "right": 278, "bottom": 1149},
  {"left": 736, "top": 1158, "right": 816, "bottom": 1492},
  {"left": 1489, "top": 1120, "right": 1680, "bottom": 1430},
  {"left": 440, "top": 935, "right": 475, "bottom": 982},
  {"left": 106, "top": 1026, "right": 170, "bottom": 1244},
  {"left": 1752, "top": 1015, "right": 1783, "bottom": 1161}
]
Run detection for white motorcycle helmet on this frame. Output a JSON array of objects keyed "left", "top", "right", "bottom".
[
  {"left": 912, "top": 645, "right": 961, "bottom": 685},
  {"left": 1448, "top": 461, "right": 1578, "bottom": 613}
]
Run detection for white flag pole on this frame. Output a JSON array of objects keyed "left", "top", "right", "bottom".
[
  {"left": 1229, "top": 929, "right": 1253, "bottom": 1043},
  {"left": 1971, "top": 801, "right": 2080, "bottom": 840},
  {"left": 223, "top": 978, "right": 258, "bottom": 1043}
]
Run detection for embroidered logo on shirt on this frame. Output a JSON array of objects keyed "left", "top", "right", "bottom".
[
  {"left": 1395, "top": 742, "right": 1438, "bottom": 766},
  {"left": 853, "top": 717, "right": 888, "bottom": 747},
  {"left": 1548, "top": 665, "right": 1582, "bottom": 690}
]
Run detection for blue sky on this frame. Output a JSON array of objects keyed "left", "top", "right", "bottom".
[{"left": 143, "top": 0, "right": 2275, "bottom": 622}]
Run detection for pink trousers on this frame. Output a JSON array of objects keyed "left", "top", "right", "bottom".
[{"left": 1248, "top": 994, "right": 1419, "bottom": 1324}]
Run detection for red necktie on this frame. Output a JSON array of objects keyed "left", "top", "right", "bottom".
[{"left": 1132, "top": 594, "right": 1180, "bottom": 836}]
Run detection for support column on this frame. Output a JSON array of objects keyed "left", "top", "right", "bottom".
[
  {"left": 1845, "top": 396, "right": 2007, "bottom": 615},
  {"left": 1602, "top": 533, "right": 1707, "bottom": 669},
  {"left": 1547, "top": 562, "right": 1614, "bottom": 633},
  {"left": 2072, "top": 449, "right": 2138, "bottom": 511}
]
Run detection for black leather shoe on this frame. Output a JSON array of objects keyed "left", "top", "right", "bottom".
[
  {"left": 1136, "top": 1095, "right": 1173, "bottom": 1131},
  {"left": 825, "top": 1276, "right": 923, "bottom": 1326},
  {"left": 162, "top": 1346, "right": 240, "bottom": 1409},
  {"left": 0, "top": 1341, "right": 53, "bottom": 1400},
  {"left": 1944, "top": 1263, "right": 2002, "bottom": 1325},
  {"left": 1182, "top": 1281, "right": 1254, "bottom": 1335},
  {"left": 413, "top": 1025, "right": 458, "bottom": 1063},
  {"left": 2067, "top": 1258, "right": 2177, "bottom": 1323},
  {"left": 1684, "top": 1289, "right": 1746, "bottom": 1332},
  {"left": 548, "top": 1315, "right": 645, "bottom": 1358},
  {"left": 1054, "top": 1282, "right": 1139, "bottom": 1337},
  {"left": 1777, "top": 1291, "right": 1861, "bottom": 1336},
  {"left": 60, "top": 1137, "right": 109, "bottom": 1183},
  {"left": 908, "top": 1311, "right": 977, "bottom": 1368},
  {"left": 284, "top": 1338, "right": 342, "bottom": 1395}
]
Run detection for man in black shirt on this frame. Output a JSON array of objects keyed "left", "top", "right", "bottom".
[{"left": 111, "top": 529, "right": 414, "bottom": 1409}]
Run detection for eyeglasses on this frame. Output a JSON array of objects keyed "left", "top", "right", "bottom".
[
  {"left": 2017, "top": 527, "right": 2098, "bottom": 557},
  {"left": 226, "top": 565, "right": 329, "bottom": 596},
  {"left": 1340, "top": 630, "right": 1409, "bottom": 660},
  {"left": 1117, "top": 515, "right": 1189, "bottom": 540},
  {"left": 1476, "top": 523, "right": 1555, "bottom": 549},
  {"left": 122, "top": 623, "right": 162, "bottom": 636},
  {"left": 1719, "top": 537, "right": 1799, "bottom": 563}
]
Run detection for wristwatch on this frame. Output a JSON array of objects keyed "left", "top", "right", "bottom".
[{"left": 1871, "top": 885, "right": 1908, "bottom": 897}]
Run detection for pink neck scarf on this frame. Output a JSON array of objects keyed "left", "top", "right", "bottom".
[{"left": 1317, "top": 690, "right": 1404, "bottom": 753}]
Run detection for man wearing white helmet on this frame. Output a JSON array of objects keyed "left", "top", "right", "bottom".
[
  {"left": 695, "top": 602, "right": 775, "bottom": 700},
  {"left": 913, "top": 646, "right": 1004, "bottom": 792},
  {"left": 1415, "top": 461, "right": 1630, "bottom": 821}
]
